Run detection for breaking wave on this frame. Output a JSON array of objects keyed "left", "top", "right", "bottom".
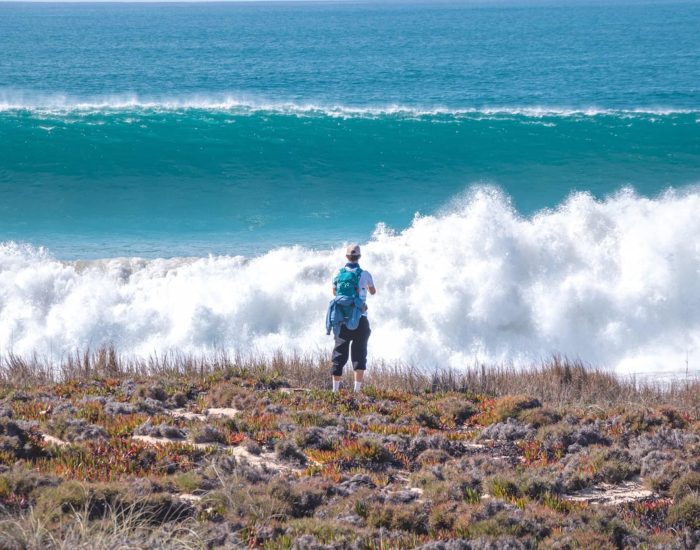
[
  {"left": 0, "top": 91, "right": 695, "bottom": 119},
  {"left": 2, "top": 187, "right": 699, "bottom": 375}
]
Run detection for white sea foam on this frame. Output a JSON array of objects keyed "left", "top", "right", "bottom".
[
  {"left": 1, "top": 187, "right": 700, "bottom": 375},
  {"left": 0, "top": 91, "right": 694, "bottom": 119}
]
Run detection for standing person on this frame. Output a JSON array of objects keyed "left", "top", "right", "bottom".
[{"left": 330, "top": 244, "right": 376, "bottom": 393}]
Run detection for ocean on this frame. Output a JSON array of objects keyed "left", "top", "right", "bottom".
[{"left": 1, "top": 1, "right": 699, "bottom": 374}]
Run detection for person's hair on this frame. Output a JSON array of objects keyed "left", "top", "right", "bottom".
[{"left": 347, "top": 254, "right": 361, "bottom": 262}]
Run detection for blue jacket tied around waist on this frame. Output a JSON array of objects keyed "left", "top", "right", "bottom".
[{"left": 326, "top": 295, "right": 365, "bottom": 336}]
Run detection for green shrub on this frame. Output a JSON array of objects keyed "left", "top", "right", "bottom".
[
  {"left": 519, "top": 476, "right": 560, "bottom": 500},
  {"left": 35, "top": 481, "right": 91, "bottom": 519},
  {"left": 667, "top": 494, "right": 700, "bottom": 530},
  {"left": 34, "top": 481, "right": 123, "bottom": 521},
  {"left": 415, "top": 408, "right": 441, "bottom": 429},
  {"left": 0, "top": 466, "right": 59, "bottom": 499},
  {"left": 173, "top": 471, "right": 202, "bottom": 493},
  {"left": 428, "top": 503, "right": 456, "bottom": 532},
  {"left": 464, "top": 511, "right": 532, "bottom": 538},
  {"left": 564, "top": 447, "right": 639, "bottom": 490},
  {"left": 485, "top": 476, "right": 520, "bottom": 500},
  {"left": 292, "top": 411, "right": 337, "bottom": 427},
  {"left": 463, "top": 486, "right": 481, "bottom": 504},
  {"left": 594, "top": 449, "right": 639, "bottom": 484},
  {"left": 669, "top": 471, "right": 700, "bottom": 501}
]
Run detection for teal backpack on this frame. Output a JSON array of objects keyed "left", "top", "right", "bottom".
[
  {"left": 334, "top": 267, "right": 364, "bottom": 324},
  {"left": 335, "top": 267, "right": 363, "bottom": 298}
]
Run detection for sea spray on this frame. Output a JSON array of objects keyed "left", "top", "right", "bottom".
[{"left": 1, "top": 187, "right": 699, "bottom": 375}]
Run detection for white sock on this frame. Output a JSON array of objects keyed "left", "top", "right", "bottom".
[
  {"left": 332, "top": 379, "right": 341, "bottom": 392},
  {"left": 354, "top": 381, "right": 362, "bottom": 393}
]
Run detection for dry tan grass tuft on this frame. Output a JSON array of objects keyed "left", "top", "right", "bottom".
[{"left": 1, "top": 348, "right": 698, "bottom": 417}]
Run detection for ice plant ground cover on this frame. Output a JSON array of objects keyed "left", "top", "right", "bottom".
[{"left": 0, "top": 352, "right": 698, "bottom": 549}]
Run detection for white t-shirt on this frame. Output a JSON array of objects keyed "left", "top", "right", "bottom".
[{"left": 358, "top": 270, "right": 374, "bottom": 302}]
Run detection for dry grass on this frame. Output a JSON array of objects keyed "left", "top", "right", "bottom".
[
  {"left": 1, "top": 349, "right": 698, "bottom": 417},
  {"left": 0, "top": 499, "right": 207, "bottom": 550}
]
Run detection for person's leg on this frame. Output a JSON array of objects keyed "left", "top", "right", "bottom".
[
  {"left": 353, "top": 369, "right": 364, "bottom": 392},
  {"left": 331, "top": 326, "right": 351, "bottom": 392},
  {"left": 350, "top": 317, "right": 371, "bottom": 392}
]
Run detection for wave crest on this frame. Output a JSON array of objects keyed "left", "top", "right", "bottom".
[{"left": 0, "top": 91, "right": 695, "bottom": 119}]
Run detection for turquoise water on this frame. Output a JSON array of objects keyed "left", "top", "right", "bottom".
[{"left": 1, "top": 1, "right": 699, "bottom": 258}]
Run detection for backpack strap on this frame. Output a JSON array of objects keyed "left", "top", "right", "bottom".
[{"left": 353, "top": 267, "right": 362, "bottom": 294}]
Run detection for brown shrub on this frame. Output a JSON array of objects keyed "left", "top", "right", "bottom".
[
  {"left": 562, "top": 447, "right": 639, "bottom": 491},
  {"left": 417, "top": 449, "right": 450, "bottom": 467},
  {"left": 0, "top": 418, "right": 44, "bottom": 461},
  {"left": 479, "top": 395, "right": 541, "bottom": 425},
  {"left": 190, "top": 425, "right": 227, "bottom": 445},
  {"left": 46, "top": 417, "right": 108, "bottom": 443},
  {"left": 540, "top": 529, "right": 617, "bottom": 549},
  {"left": 366, "top": 502, "right": 428, "bottom": 534},
  {"left": 135, "top": 383, "right": 168, "bottom": 402},
  {"left": 206, "top": 382, "right": 245, "bottom": 408},
  {"left": 434, "top": 397, "right": 478, "bottom": 425},
  {"left": 274, "top": 440, "right": 307, "bottom": 465},
  {"left": 520, "top": 407, "right": 562, "bottom": 428}
]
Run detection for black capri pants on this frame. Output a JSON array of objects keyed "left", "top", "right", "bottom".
[{"left": 331, "top": 316, "right": 371, "bottom": 376}]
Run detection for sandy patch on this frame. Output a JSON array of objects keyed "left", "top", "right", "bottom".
[
  {"left": 132, "top": 434, "right": 216, "bottom": 451},
  {"left": 42, "top": 433, "right": 69, "bottom": 447},
  {"left": 205, "top": 408, "right": 240, "bottom": 419},
  {"left": 169, "top": 409, "right": 207, "bottom": 422},
  {"left": 168, "top": 408, "right": 240, "bottom": 421},
  {"left": 565, "top": 478, "right": 655, "bottom": 505},
  {"left": 228, "top": 446, "right": 285, "bottom": 469}
]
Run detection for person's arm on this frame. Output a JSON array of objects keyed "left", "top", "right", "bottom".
[{"left": 366, "top": 272, "right": 376, "bottom": 295}]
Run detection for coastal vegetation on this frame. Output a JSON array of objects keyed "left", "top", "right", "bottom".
[{"left": 0, "top": 351, "right": 698, "bottom": 549}]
